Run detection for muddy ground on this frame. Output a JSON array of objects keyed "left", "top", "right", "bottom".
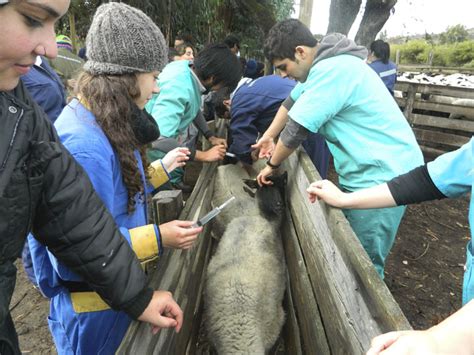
[{"left": 10, "top": 160, "right": 470, "bottom": 353}]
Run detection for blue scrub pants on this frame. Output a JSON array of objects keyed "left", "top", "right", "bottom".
[
  {"left": 343, "top": 206, "right": 406, "bottom": 278},
  {"left": 463, "top": 243, "right": 474, "bottom": 305}
]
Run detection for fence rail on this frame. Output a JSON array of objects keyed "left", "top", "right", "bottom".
[{"left": 395, "top": 82, "right": 474, "bottom": 157}]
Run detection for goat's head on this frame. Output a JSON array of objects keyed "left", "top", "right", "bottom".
[{"left": 243, "top": 172, "right": 288, "bottom": 222}]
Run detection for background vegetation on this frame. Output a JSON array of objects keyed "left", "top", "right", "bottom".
[
  {"left": 58, "top": 0, "right": 294, "bottom": 60},
  {"left": 387, "top": 25, "right": 474, "bottom": 67}
]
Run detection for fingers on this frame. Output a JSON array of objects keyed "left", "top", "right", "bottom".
[
  {"left": 258, "top": 149, "right": 272, "bottom": 159},
  {"left": 256, "top": 171, "right": 274, "bottom": 187},
  {"left": 250, "top": 142, "right": 260, "bottom": 150},
  {"left": 164, "top": 302, "right": 183, "bottom": 333},
  {"left": 175, "top": 220, "right": 199, "bottom": 228},
  {"left": 367, "top": 332, "right": 404, "bottom": 355},
  {"left": 176, "top": 147, "right": 190, "bottom": 155},
  {"left": 151, "top": 325, "right": 161, "bottom": 335}
]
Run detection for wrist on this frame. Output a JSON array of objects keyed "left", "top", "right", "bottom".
[{"left": 266, "top": 157, "right": 281, "bottom": 169}]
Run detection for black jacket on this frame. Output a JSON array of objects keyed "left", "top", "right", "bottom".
[{"left": 0, "top": 83, "right": 152, "bottom": 352}]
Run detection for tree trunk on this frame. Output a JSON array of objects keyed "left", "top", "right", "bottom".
[
  {"left": 327, "top": 0, "right": 362, "bottom": 35},
  {"left": 299, "top": 0, "right": 314, "bottom": 28},
  {"left": 354, "top": 0, "right": 397, "bottom": 48},
  {"left": 68, "top": 13, "right": 77, "bottom": 53}
]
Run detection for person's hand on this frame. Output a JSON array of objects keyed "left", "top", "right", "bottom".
[
  {"left": 306, "top": 180, "right": 348, "bottom": 207},
  {"left": 208, "top": 136, "right": 227, "bottom": 148},
  {"left": 160, "top": 220, "right": 202, "bottom": 250},
  {"left": 251, "top": 136, "right": 275, "bottom": 159},
  {"left": 366, "top": 330, "right": 439, "bottom": 355},
  {"left": 161, "top": 147, "right": 190, "bottom": 173},
  {"left": 250, "top": 148, "right": 260, "bottom": 162},
  {"left": 201, "top": 144, "right": 226, "bottom": 162},
  {"left": 137, "top": 290, "right": 183, "bottom": 335},
  {"left": 256, "top": 165, "right": 275, "bottom": 186}
]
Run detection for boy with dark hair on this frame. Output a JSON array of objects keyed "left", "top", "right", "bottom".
[
  {"left": 146, "top": 43, "right": 242, "bottom": 190},
  {"left": 254, "top": 19, "right": 424, "bottom": 277},
  {"left": 223, "top": 34, "right": 240, "bottom": 55}
]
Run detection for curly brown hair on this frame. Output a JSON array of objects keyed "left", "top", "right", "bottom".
[{"left": 76, "top": 72, "right": 150, "bottom": 213}]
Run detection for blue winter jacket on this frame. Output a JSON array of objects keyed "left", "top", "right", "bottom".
[
  {"left": 229, "top": 75, "right": 296, "bottom": 164},
  {"left": 21, "top": 57, "right": 66, "bottom": 122},
  {"left": 368, "top": 59, "right": 397, "bottom": 95}
]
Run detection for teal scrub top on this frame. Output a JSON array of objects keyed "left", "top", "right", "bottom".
[
  {"left": 288, "top": 54, "right": 424, "bottom": 191},
  {"left": 145, "top": 60, "right": 202, "bottom": 138},
  {"left": 428, "top": 138, "right": 473, "bottom": 250}
]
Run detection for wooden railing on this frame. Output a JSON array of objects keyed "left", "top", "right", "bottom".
[{"left": 395, "top": 81, "right": 474, "bottom": 157}]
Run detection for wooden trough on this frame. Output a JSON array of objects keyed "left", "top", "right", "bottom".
[
  {"left": 118, "top": 119, "right": 411, "bottom": 355},
  {"left": 395, "top": 81, "right": 474, "bottom": 157}
]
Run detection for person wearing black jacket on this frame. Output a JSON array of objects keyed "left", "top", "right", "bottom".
[{"left": 0, "top": 1, "right": 182, "bottom": 354}]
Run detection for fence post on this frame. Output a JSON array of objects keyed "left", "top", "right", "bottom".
[
  {"left": 153, "top": 190, "right": 184, "bottom": 224},
  {"left": 395, "top": 49, "right": 400, "bottom": 65}
]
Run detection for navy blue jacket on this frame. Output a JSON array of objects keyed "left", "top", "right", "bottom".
[
  {"left": 368, "top": 60, "right": 397, "bottom": 96},
  {"left": 21, "top": 57, "right": 66, "bottom": 122},
  {"left": 230, "top": 75, "right": 296, "bottom": 164}
]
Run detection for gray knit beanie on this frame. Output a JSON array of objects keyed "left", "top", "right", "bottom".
[{"left": 84, "top": 2, "right": 167, "bottom": 75}]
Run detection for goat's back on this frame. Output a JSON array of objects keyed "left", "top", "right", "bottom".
[{"left": 205, "top": 215, "right": 286, "bottom": 354}]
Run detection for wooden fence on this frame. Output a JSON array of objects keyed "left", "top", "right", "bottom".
[
  {"left": 395, "top": 81, "right": 474, "bottom": 157},
  {"left": 118, "top": 119, "right": 411, "bottom": 354}
]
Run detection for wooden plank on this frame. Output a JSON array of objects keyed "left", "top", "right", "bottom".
[
  {"left": 298, "top": 150, "right": 411, "bottom": 333},
  {"left": 153, "top": 190, "right": 183, "bottom": 224},
  {"left": 419, "top": 145, "right": 447, "bottom": 158},
  {"left": 117, "top": 119, "right": 227, "bottom": 354},
  {"left": 413, "top": 128, "right": 470, "bottom": 149},
  {"left": 280, "top": 274, "right": 304, "bottom": 355},
  {"left": 396, "top": 82, "right": 474, "bottom": 100},
  {"left": 283, "top": 150, "right": 411, "bottom": 355},
  {"left": 403, "top": 83, "right": 417, "bottom": 119},
  {"left": 409, "top": 114, "right": 474, "bottom": 134},
  {"left": 282, "top": 208, "right": 330, "bottom": 355},
  {"left": 411, "top": 101, "right": 474, "bottom": 119},
  {"left": 398, "top": 65, "right": 474, "bottom": 75}
]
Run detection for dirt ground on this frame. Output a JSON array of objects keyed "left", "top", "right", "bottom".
[{"left": 10, "top": 160, "right": 470, "bottom": 352}]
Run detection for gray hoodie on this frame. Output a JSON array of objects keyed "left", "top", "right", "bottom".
[
  {"left": 314, "top": 33, "right": 368, "bottom": 65},
  {"left": 280, "top": 33, "right": 368, "bottom": 149}
]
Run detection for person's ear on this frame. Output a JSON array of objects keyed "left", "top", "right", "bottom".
[
  {"left": 223, "top": 99, "right": 231, "bottom": 110},
  {"left": 295, "top": 46, "right": 306, "bottom": 60}
]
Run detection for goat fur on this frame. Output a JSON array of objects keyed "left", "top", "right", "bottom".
[{"left": 205, "top": 166, "right": 287, "bottom": 354}]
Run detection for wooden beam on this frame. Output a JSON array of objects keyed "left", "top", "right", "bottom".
[
  {"left": 282, "top": 150, "right": 411, "bottom": 354},
  {"left": 413, "top": 128, "right": 470, "bottom": 149},
  {"left": 153, "top": 190, "right": 184, "bottom": 224},
  {"left": 396, "top": 82, "right": 474, "bottom": 100}
]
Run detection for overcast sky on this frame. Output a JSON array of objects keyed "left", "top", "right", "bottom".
[{"left": 293, "top": 0, "right": 473, "bottom": 38}]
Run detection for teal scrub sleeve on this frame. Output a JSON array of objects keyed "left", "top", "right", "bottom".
[
  {"left": 427, "top": 139, "right": 473, "bottom": 198},
  {"left": 146, "top": 81, "right": 189, "bottom": 138}
]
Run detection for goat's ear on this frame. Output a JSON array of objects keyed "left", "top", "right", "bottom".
[
  {"left": 242, "top": 178, "right": 259, "bottom": 189},
  {"left": 243, "top": 185, "right": 256, "bottom": 198}
]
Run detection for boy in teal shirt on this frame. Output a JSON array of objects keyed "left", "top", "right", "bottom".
[
  {"left": 255, "top": 19, "right": 423, "bottom": 277},
  {"left": 146, "top": 44, "right": 241, "bottom": 189}
]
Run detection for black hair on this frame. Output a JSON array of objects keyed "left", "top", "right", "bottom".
[
  {"left": 239, "top": 57, "right": 247, "bottom": 73},
  {"left": 194, "top": 43, "right": 242, "bottom": 91},
  {"left": 212, "top": 87, "right": 232, "bottom": 118},
  {"left": 264, "top": 19, "right": 317, "bottom": 62},
  {"left": 168, "top": 47, "right": 179, "bottom": 62},
  {"left": 223, "top": 34, "right": 240, "bottom": 50},
  {"left": 370, "top": 40, "right": 390, "bottom": 64}
]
